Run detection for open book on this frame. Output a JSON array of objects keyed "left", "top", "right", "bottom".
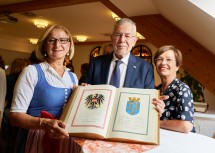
[{"left": 60, "top": 85, "right": 160, "bottom": 145}]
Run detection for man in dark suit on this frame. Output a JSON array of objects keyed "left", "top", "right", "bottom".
[
  {"left": 85, "top": 18, "right": 166, "bottom": 115},
  {"left": 86, "top": 18, "right": 154, "bottom": 89},
  {"left": 86, "top": 53, "right": 154, "bottom": 88}
]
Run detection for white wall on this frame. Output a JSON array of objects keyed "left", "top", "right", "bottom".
[
  {"left": 204, "top": 89, "right": 215, "bottom": 109},
  {"left": 0, "top": 35, "right": 35, "bottom": 53},
  {"left": 72, "top": 45, "right": 95, "bottom": 79},
  {"left": 0, "top": 49, "right": 31, "bottom": 74}
]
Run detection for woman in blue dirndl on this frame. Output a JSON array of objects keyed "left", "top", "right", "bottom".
[{"left": 10, "top": 25, "right": 81, "bottom": 153}]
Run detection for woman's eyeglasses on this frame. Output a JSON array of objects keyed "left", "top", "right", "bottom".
[
  {"left": 155, "top": 58, "right": 175, "bottom": 64},
  {"left": 47, "top": 38, "right": 71, "bottom": 44}
]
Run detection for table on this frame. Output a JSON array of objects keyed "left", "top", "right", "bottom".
[
  {"left": 194, "top": 108, "right": 215, "bottom": 138},
  {"left": 75, "top": 129, "right": 215, "bottom": 153},
  {"left": 148, "top": 129, "right": 215, "bottom": 153}
]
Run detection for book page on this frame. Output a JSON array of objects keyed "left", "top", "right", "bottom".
[
  {"left": 63, "top": 85, "right": 116, "bottom": 138},
  {"left": 107, "top": 88, "right": 159, "bottom": 144}
]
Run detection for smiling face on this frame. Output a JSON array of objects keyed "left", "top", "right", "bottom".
[
  {"left": 111, "top": 22, "right": 137, "bottom": 59},
  {"left": 45, "top": 28, "right": 71, "bottom": 62},
  {"left": 155, "top": 50, "right": 179, "bottom": 78}
]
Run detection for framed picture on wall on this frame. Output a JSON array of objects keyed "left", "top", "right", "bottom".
[{"left": 89, "top": 46, "right": 101, "bottom": 61}]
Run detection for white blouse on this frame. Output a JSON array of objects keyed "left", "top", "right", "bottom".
[{"left": 10, "top": 62, "right": 78, "bottom": 113}]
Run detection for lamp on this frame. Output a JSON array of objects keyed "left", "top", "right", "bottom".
[
  {"left": 76, "top": 36, "right": 87, "bottom": 42},
  {"left": 111, "top": 12, "right": 121, "bottom": 21},
  {"left": 34, "top": 20, "right": 48, "bottom": 28},
  {"left": 29, "top": 38, "right": 38, "bottom": 44},
  {"left": 136, "top": 32, "right": 145, "bottom": 39}
]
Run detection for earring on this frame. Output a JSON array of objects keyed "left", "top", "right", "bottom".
[
  {"left": 67, "top": 53, "right": 69, "bottom": 56},
  {"left": 44, "top": 53, "right": 47, "bottom": 57}
]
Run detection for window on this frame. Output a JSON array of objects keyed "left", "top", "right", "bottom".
[
  {"left": 131, "top": 45, "right": 152, "bottom": 63},
  {"left": 89, "top": 46, "right": 101, "bottom": 61}
]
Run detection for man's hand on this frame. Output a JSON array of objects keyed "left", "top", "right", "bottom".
[{"left": 81, "top": 83, "right": 91, "bottom": 86}]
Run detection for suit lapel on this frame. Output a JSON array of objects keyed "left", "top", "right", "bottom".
[
  {"left": 124, "top": 54, "right": 137, "bottom": 87},
  {"left": 101, "top": 54, "right": 112, "bottom": 84}
]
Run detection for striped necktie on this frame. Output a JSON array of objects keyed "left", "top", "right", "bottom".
[{"left": 110, "top": 60, "right": 122, "bottom": 88}]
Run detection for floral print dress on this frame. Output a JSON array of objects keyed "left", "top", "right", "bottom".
[{"left": 156, "top": 78, "right": 195, "bottom": 132}]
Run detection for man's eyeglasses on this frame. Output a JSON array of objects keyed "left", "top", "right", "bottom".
[
  {"left": 47, "top": 38, "right": 71, "bottom": 44},
  {"left": 113, "top": 33, "right": 136, "bottom": 41},
  {"left": 155, "top": 58, "right": 175, "bottom": 64}
]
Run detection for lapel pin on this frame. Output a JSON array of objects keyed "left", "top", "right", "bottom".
[{"left": 133, "top": 66, "right": 136, "bottom": 68}]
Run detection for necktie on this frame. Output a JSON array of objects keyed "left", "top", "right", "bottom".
[{"left": 110, "top": 60, "right": 122, "bottom": 88}]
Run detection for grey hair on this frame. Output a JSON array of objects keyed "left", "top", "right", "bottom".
[{"left": 112, "top": 18, "right": 137, "bottom": 35}]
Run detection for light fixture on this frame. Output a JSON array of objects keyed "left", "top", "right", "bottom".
[
  {"left": 76, "top": 36, "right": 87, "bottom": 42},
  {"left": 34, "top": 20, "right": 48, "bottom": 28},
  {"left": 111, "top": 12, "right": 121, "bottom": 21},
  {"left": 0, "top": 14, "right": 18, "bottom": 23},
  {"left": 136, "top": 32, "right": 145, "bottom": 39},
  {"left": 29, "top": 38, "right": 38, "bottom": 44}
]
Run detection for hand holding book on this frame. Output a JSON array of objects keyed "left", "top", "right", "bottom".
[
  {"left": 60, "top": 85, "right": 160, "bottom": 144},
  {"left": 153, "top": 95, "right": 168, "bottom": 116}
]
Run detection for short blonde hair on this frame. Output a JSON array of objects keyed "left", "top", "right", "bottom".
[
  {"left": 154, "top": 45, "right": 183, "bottom": 67},
  {"left": 36, "top": 25, "right": 74, "bottom": 60}
]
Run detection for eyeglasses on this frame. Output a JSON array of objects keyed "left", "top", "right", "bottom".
[
  {"left": 113, "top": 33, "right": 136, "bottom": 41},
  {"left": 46, "top": 38, "right": 71, "bottom": 44},
  {"left": 155, "top": 58, "right": 175, "bottom": 64}
]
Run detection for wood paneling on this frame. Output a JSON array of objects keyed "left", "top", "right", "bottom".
[{"left": 131, "top": 15, "right": 215, "bottom": 94}]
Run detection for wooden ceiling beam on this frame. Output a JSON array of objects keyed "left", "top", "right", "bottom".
[
  {"left": 0, "top": 0, "right": 99, "bottom": 14},
  {"left": 100, "top": 0, "right": 127, "bottom": 18}
]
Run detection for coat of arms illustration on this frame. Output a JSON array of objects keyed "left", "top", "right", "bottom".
[
  {"left": 85, "top": 94, "right": 105, "bottom": 109},
  {"left": 126, "top": 97, "right": 140, "bottom": 115}
]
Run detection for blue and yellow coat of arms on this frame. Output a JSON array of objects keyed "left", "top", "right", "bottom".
[{"left": 126, "top": 97, "right": 140, "bottom": 115}]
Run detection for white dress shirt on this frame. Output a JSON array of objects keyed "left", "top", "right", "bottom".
[{"left": 107, "top": 53, "right": 130, "bottom": 88}]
